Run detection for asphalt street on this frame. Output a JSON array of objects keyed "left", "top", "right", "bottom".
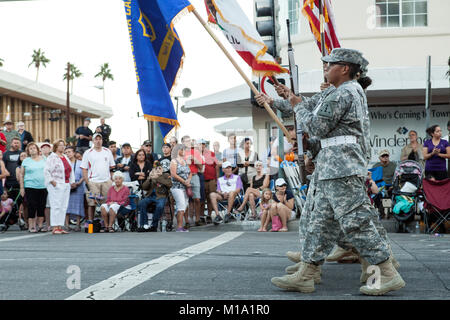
[{"left": 0, "top": 221, "right": 449, "bottom": 301}]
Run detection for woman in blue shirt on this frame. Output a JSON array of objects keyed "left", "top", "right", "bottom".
[{"left": 19, "top": 142, "right": 47, "bottom": 233}]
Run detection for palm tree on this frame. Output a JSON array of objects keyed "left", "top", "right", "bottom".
[
  {"left": 28, "top": 48, "right": 50, "bottom": 82},
  {"left": 94, "top": 63, "right": 114, "bottom": 104},
  {"left": 0, "top": 57, "right": 4, "bottom": 67},
  {"left": 63, "top": 63, "right": 83, "bottom": 95}
]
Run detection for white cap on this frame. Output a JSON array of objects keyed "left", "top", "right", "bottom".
[
  {"left": 222, "top": 161, "right": 232, "bottom": 169},
  {"left": 275, "top": 178, "right": 287, "bottom": 187},
  {"left": 93, "top": 132, "right": 102, "bottom": 139}
]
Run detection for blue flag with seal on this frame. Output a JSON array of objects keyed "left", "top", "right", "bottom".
[{"left": 123, "top": 0, "right": 193, "bottom": 139}]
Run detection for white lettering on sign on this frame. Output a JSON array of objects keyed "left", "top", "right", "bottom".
[{"left": 368, "top": 105, "right": 450, "bottom": 164}]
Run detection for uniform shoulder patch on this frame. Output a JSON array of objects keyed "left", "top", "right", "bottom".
[{"left": 317, "top": 101, "right": 336, "bottom": 119}]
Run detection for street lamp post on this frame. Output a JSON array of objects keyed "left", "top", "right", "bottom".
[
  {"left": 173, "top": 88, "right": 192, "bottom": 139},
  {"left": 65, "top": 62, "right": 70, "bottom": 140}
]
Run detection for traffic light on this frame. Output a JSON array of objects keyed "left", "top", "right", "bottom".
[
  {"left": 250, "top": 81, "right": 260, "bottom": 108},
  {"left": 255, "top": 0, "right": 280, "bottom": 57}
]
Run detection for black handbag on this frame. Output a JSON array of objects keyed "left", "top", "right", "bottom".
[{"left": 240, "top": 173, "right": 248, "bottom": 186}]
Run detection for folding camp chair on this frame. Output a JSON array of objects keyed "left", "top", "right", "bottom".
[
  {"left": 421, "top": 178, "right": 450, "bottom": 234},
  {"left": 369, "top": 166, "right": 391, "bottom": 217},
  {"left": 281, "top": 160, "right": 307, "bottom": 216},
  {"left": 217, "top": 189, "right": 245, "bottom": 221}
]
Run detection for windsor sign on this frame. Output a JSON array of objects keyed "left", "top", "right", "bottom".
[{"left": 368, "top": 105, "right": 450, "bottom": 164}]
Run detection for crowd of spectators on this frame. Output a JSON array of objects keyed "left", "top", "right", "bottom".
[
  {"left": 371, "top": 123, "right": 450, "bottom": 189},
  {"left": 0, "top": 116, "right": 448, "bottom": 234}
]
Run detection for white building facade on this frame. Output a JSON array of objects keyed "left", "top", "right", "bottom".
[{"left": 186, "top": 0, "right": 450, "bottom": 164}]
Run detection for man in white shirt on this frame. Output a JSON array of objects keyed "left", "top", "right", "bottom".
[
  {"left": 81, "top": 133, "right": 116, "bottom": 221},
  {"left": 269, "top": 127, "right": 296, "bottom": 178},
  {"left": 222, "top": 134, "right": 240, "bottom": 175},
  {"left": 209, "top": 161, "right": 243, "bottom": 224}
]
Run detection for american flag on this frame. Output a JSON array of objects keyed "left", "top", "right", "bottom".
[{"left": 302, "top": 0, "right": 341, "bottom": 55}]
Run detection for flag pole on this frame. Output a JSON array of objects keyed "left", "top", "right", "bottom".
[
  {"left": 318, "top": 0, "right": 326, "bottom": 57},
  {"left": 191, "top": 8, "right": 293, "bottom": 143},
  {"left": 318, "top": 0, "right": 327, "bottom": 82}
]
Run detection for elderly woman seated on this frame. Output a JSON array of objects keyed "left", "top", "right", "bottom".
[
  {"left": 234, "top": 160, "right": 269, "bottom": 219},
  {"left": 100, "top": 171, "right": 130, "bottom": 233}
]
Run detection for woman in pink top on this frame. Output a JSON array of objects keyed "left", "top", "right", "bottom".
[
  {"left": 100, "top": 171, "right": 129, "bottom": 232},
  {"left": 0, "top": 190, "right": 13, "bottom": 224}
]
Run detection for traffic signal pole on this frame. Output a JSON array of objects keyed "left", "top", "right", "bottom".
[{"left": 191, "top": 8, "right": 292, "bottom": 142}]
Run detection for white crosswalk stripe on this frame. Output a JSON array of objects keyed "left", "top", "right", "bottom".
[
  {"left": 0, "top": 233, "right": 50, "bottom": 242},
  {"left": 66, "top": 231, "right": 244, "bottom": 300}
]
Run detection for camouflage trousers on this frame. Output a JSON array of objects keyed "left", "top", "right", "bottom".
[
  {"left": 299, "top": 171, "right": 391, "bottom": 255},
  {"left": 300, "top": 175, "right": 391, "bottom": 266},
  {"left": 299, "top": 170, "right": 355, "bottom": 251}
]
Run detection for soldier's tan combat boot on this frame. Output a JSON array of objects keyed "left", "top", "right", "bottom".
[
  {"left": 360, "top": 259, "right": 406, "bottom": 296},
  {"left": 359, "top": 257, "right": 371, "bottom": 283},
  {"left": 285, "top": 262, "right": 322, "bottom": 284},
  {"left": 391, "top": 255, "right": 400, "bottom": 269},
  {"left": 271, "top": 262, "right": 317, "bottom": 293},
  {"left": 389, "top": 247, "right": 400, "bottom": 269},
  {"left": 286, "top": 251, "right": 302, "bottom": 263},
  {"left": 326, "top": 246, "right": 356, "bottom": 262},
  {"left": 360, "top": 255, "right": 400, "bottom": 283}
]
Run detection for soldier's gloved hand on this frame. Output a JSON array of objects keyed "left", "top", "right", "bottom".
[
  {"left": 255, "top": 93, "right": 274, "bottom": 107},
  {"left": 274, "top": 83, "right": 290, "bottom": 99}
]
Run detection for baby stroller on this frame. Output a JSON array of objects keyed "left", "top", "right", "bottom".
[
  {"left": 391, "top": 160, "right": 423, "bottom": 233},
  {"left": 421, "top": 178, "right": 450, "bottom": 234},
  {"left": 0, "top": 188, "right": 26, "bottom": 233}
]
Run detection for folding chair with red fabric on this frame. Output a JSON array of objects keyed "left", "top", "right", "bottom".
[{"left": 421, "top": 178, "right": 450, "bottom": 234}]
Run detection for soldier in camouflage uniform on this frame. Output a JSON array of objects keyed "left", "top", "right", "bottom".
[
  {"left": 274, "top": 62, "right": 399, "bottom": 280},
  {"left": 268, "top": 69, "right": 380, "bottom": 266},
  {"left": 256, "top": 48, "right": 405, "bottom": 295}
]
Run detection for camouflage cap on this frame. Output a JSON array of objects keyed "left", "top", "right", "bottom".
[
  {"left": 360, "top": 56, "right": 369, "bottom": 77},
  {"left": 322, "top": 48, "right": 364, "bottom": 66}
]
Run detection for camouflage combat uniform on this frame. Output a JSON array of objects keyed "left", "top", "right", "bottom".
[
  {"left": 293, "top": 77, "right": 390, "bottom": 266},
  {"left": 274, "top": 85, "right": 391, "bottom": 261}
]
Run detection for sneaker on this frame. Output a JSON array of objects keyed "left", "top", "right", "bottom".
[
  {"left": 213, "top": 214, "right": 223, "bottom": 225},
  {"left": 224, "top": 213, "right": 232, "bottom": 224},
  {"left": 195, "top": 220, "right": 205, "bottom": 226},
  {"left": 176, "top": 228, "right": 189, "bottom": 232},
  {"left": 184, "top": 223, "right": 190, "bottom": 229},
  {"left": 148, "top": 226, "right": 158, "bottom": 232}
]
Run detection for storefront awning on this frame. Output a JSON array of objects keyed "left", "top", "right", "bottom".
[{"left": 0, "top": 69, "right": 113, "bottom": 118}]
